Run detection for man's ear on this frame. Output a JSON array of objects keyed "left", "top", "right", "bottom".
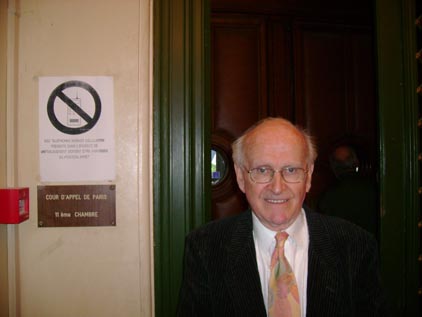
[
  {"left": 234, "top": 164, "right": 246, "bottom": 193},
  {"left": 306, "top": 163, "right": 314, "bottom": 193}
]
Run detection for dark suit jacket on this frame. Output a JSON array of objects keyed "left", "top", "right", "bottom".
[{"left": 177, "top": 207, "right": 388, "bottom": 317}]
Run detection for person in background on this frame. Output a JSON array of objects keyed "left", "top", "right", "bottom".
[
  {"left": 177, "top": 117, "right": 387, "bottom": 317},
  {"left": 318, "top": 144, "right": 378, "bottom": 235}
]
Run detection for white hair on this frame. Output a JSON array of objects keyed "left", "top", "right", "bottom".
[{"left": 231, "top": 117, "right": 317, "bottom": 167}]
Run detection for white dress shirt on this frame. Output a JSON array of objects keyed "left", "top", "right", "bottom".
[{"left": 252, "top": 209, "right": 309, "bottom": 316}]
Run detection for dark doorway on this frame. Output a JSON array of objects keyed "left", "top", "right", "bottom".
[{"left": 210, "top": 0, "right": 378, "bottom": 235}]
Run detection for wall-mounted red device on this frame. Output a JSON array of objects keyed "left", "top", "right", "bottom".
[{"left": 0, "top": 188, "right": 30, "bottom": 224}]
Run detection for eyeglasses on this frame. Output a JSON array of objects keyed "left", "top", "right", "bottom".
[{"left": 247, "top": 166, "right": 308, "bottom": 184}]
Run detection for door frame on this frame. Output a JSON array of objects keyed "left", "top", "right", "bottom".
[
  {"left": 152, "top": 0, "right": 211, "bottom": 316},
  {"left": 376, "top": 0, "right": 419, "bottom": 315},
  {"left": 153, "top": 0, "right": 420, "bottom": 316}
]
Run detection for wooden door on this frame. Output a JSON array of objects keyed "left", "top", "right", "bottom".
[
  {"left": 211, "top": 1, "right": 377, "bottom": 226},
  {"left": 211, "top": 15, "right": 269, "bottom": 219},
  {"left": 293, "top": 21, "right": 377, "bottom": 206}
]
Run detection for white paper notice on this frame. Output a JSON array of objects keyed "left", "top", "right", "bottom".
[{"left": 39, "top": 76, "right": 115, "bottom": 182}]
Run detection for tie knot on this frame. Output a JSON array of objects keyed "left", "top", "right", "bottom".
[{"left": 275, "top": 231, "right": 288, "bottom": 246}]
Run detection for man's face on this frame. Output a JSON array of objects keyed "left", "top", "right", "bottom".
[{"left": 235, "top": 120, "right": 313, "bottom": 231}]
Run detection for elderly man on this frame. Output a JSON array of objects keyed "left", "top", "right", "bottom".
[{"left": 177, "top": 117, "right": 387, "bottom": 317}]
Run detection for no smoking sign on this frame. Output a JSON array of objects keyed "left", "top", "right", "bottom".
[
  {"left": 39, "top": 76, "right": 115, "bottom": 182},
  {"left": 47, "top": 80, "right": 102, "bottom": 135}
]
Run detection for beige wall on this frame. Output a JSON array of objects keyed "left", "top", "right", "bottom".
[
  {"left": 1, "top": 0, "right": 153, "bottom": 316},
  {"left": 0, "top": 0, "right": 6, "bottom": 183},
  {"left": 1, "top": 0, "right": 11, "bottom": 315}
]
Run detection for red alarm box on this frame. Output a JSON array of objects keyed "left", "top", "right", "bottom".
[{"left": 0, "top": 188, "right": 30, "bottom": 224}]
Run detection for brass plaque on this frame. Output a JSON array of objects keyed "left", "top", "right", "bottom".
[{"left": 37, "top": 185, "right": 116, "bottom": 227}]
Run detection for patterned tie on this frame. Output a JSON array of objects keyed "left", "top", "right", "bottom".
[{"left": 268, "top": 232, "right": 301, "bottom": 317}]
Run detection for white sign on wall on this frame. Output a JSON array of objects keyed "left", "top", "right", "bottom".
[{"left": 39, "top": 76, "right": 115, "bottom": 182}]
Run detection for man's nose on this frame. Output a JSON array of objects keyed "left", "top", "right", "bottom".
[{"left": 269, "top": 171, "right": 287, "bottom": 193}]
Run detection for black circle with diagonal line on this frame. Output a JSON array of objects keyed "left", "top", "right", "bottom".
[{"left": 47, "top": 80, "right": 102, "bottom": 135}]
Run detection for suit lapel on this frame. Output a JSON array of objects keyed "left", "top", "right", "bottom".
[
  {"left": 223, "top": 211, "right": 267, "bottom": 315},
  {"left": 219, "top": 209, "right": 348, "bottom": 316},
  {"left": 305, "top": 210, "right": 348, "bottom": 317}
]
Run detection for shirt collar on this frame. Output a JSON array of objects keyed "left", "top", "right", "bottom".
[{"left": 252, "top": 208, "right": 307, "bottom": 255}]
